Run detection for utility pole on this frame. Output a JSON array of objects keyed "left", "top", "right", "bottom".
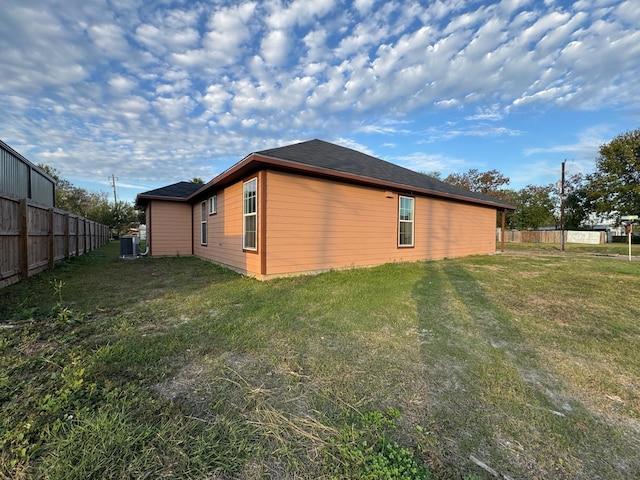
[
  {"left": 109, "top": 174, "right": 118, "bottom": 205},
  {"left": 560, "top": 160, "right": 566, "bottom": 252}
]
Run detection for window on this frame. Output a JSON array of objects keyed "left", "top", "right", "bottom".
[
  {"left": 398, "top": 196, "right": 414, "bottom": 247},
  {"left": 243, "top": 178, "right": 257, "bottom": 250},
  {"left": 200, "top": 201, "right": 207, "bottom": 245},
  {"left": 208, "top": 195, "right": 217, "bottom": 214}
]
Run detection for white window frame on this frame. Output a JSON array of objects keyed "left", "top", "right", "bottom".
[
  {"left": 200, "top": 201, "right": 207, "bottom": 245},
  {"left": 398, "top": 196, "right": 414, "bottom": 247},
  {"left": 208, "top": 195, "right": 217, "bottom": 214},
  {"left": 243, "top": 178, "right": 257, "bottom": 251}
]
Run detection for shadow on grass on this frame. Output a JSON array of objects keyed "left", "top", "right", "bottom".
[
  {"left": 1, "top": 241, "right": 239, "bottom": 318},
  {"left": 1, "top": 241, "right": 247, "bottom": 380},
  {"left": 412, "top": 259, "right": 639, "bottom": 480}
]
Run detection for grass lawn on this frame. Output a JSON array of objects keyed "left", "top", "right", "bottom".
[{"left": 1, "top": 241, "right": 639, "bottom": 479}]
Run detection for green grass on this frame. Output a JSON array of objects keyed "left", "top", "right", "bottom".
[
  {"left": 1, "top": 241, "right": 639, "bottom": 479},
  {"left": 502, "top": 239, "right": 639, "bottom": 256}
]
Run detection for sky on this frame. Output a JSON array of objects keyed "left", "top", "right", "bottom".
[{"left": 1, "top": 0, "right": 639, "bottom": 204}]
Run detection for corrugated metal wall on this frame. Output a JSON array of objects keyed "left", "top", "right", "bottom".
[
  {"left": 1, "top": 147, "right": 30, "bottom": 198},
  {"left": 31, "top": 169, "right": 55, "bottom": 206},
  {"left": 0, "top": 140, "right": 55, "bottom": 207}
]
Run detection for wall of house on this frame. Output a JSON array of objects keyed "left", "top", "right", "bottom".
[
  {"left": 262, "top": 170, "right": 496, "bottom": 278},
  {"left": 414, "top": 195, "right": 496, "bottom": 259},
  {"left": 186, "top": 169, "right": 496, "bottom": 279},
  {"left": 148, "top": 201, "right": 192, "bottom": 256},
  {"left": 263, "top": 170, "right": 396, "bottom": 276},
  {"left": 193, "top": 180, "right": 262, "bottom": 276}
]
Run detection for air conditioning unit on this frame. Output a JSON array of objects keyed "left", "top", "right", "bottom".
[{"left": 119, "top": 235, "right": 140, "bottom": 258}]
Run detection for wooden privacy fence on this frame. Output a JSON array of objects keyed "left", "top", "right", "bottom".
[
  {"left": 497, "top": 229, "right": 607, "bottom": 244},
  {"left": 1, "top": 194, "right": 109, "bottom": 288}
]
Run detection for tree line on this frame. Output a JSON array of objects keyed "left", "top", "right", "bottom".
[
  {"left": 38, "top": 165, "right": 143, "bottom": 236},
  {"left": 434, "top": 128, "right": 640, "bottom": 230}
]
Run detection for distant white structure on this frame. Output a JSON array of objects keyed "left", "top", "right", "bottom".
[{"left": 567, "top": 231, "right": 602, "bottom": 244}]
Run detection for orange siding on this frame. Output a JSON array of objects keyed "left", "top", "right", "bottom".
[
  {"left": 265, "top": 171, "right": 395, "bottom": 276},
  {"left": 193, "top": 181, "right": 262, "bottom": 276},
  {"left": 151, "top": 170, "right": 497, "bottom": 278},
  {"left": 263, "top": 170, "right": 496, "bottom": 277},
  {"left": 149, "top": 201, "right": 192, "bottom": 256},
  {"left": 413, "top": 196, "right": 496, "bottom": 259}
]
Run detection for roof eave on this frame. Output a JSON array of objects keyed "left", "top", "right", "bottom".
[
  {"left": 183, "top": 152, "right": 515, "bottom": 210},
  {"left": 186, "top": 153, "right": 255, "bottom": 202},
  {"left": 135, "top": 194, "right": 192, "bottom": 207}
]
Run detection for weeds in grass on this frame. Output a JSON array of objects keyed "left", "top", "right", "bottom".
[
  {"left": 1, "top": 242, "right": 639, "bottom": 479},
  {"left": 50, "top": 279, "right": 85, "bottom": 329},
  {"left": 324, "top": 407, "right": 431, "bottom": 479}
]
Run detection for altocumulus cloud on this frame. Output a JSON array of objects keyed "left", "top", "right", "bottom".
[{"left": 0, "top": 0, "right": 638, "bottom": 199}]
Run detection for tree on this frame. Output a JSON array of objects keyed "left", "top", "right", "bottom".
[
  {"left": 586, "top": 128, "right": 640, "bottom": 220},
  {"left": 564, "top": 189, "right": 590, "bottom": 230},
  {"left": 444, "top": 169, "right": 510, "bottom": 199},
  {"left": 191, "top": 177, "right": 205, "bottom": 184},
  {"left": 38, "top": 164, "right": 105, "bottom": 216},
  {"left": 111, "top": 201, "right": 138, "bottom": 234},
  {"left": 508, "top": 185, "right": 556, "bottom": 230},
  {"left": 444, "top": 168, "right": 512, "bottom": 227},
  {"left": 562, "top": 173, "right": 592, "bottom": 229},
  {"left": 37, "top": 163, "right": 139, "bottom": 234}
]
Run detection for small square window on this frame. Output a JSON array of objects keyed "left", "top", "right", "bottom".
[{"left": 209, "top": 195, "right": 217, "bottom": 214}]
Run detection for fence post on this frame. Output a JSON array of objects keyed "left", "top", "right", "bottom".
[
  {"left": 19, "top": 199, "right": 29, "bottom": 279},
  {"left": 48, "top": 208, "right": 55, "bottom": 269},
  {"left": 64, "top": 213, "right": 70, "bottom": 259},
  {"left": 77, "top": 217, "right": 81, "bottom": 256},
  {"left": 85, "top": 219, "right": 89, "bottom": 253}
]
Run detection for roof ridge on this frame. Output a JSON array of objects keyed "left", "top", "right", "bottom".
[{"left": 256, "top": 139, "right": 513, "bottom": 208}]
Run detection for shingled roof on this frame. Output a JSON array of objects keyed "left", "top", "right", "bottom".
[
  {"left": 254, "top": 139, "right": 514, "bottom": 209},
  {"left": 138, "top": 140, "right": 514, "bottom": 210},
  {"left": 136, "top": 181, "right": 202, "bottom": 206}
]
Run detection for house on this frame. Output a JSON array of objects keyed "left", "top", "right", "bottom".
[
  {"left": 1, "top": 139, "right": 56, "bottom": 207},
  {"left": 136, "top": 139, "right": 515, "bottom": 279},
  {"left": 134, "top": 181, "right": 203, "bottom": 256}
]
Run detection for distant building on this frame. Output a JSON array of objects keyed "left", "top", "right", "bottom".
[{"left": 0, "top": 140, "right": 56, "bottom": 207}]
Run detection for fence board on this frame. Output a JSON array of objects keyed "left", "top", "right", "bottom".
[
  {"left": 0, "top": 193, "right": 109, "bottom": 288},
  {"left": 497, "top": 229, "right": 606, "bottom": 244},
  {"left": 0, "top": 198, "right": 21, "bottom": 286}
]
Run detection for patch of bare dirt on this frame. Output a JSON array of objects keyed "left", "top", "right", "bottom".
[{"left": 152, "top": 357, "right": 214, "bottom": 402}]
